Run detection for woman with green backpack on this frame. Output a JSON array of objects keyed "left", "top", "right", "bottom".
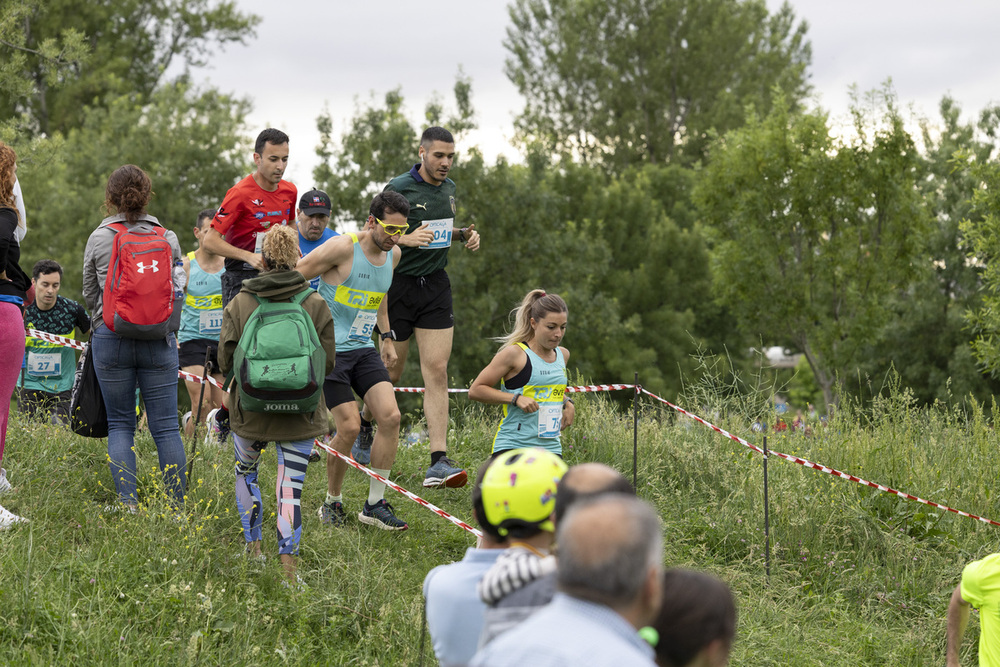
[{"left": 218, "top": 224, "right": 335, "bottom": 585}]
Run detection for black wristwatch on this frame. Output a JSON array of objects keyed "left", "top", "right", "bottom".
[{"left": 380, "top": 330, "right": 397, "bottom": 341}]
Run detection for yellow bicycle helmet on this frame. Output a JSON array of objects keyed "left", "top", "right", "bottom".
[{"left": 480, "top": 448, "right": 568, "bottom": 537}]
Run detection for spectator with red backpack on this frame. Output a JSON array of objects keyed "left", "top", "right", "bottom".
[{"left": 82, "top": 164, "right": 187, "bottom": 511}]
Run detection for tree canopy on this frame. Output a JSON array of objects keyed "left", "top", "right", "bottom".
[
  {"left": 696, "top": 90, "right": 928, "bottom": 409},
  {"left": 504, "top": 0, "right": 811, "bottom": 169},
  {"left": 1, "top": 0, "right": 258, "bottom": 136}
]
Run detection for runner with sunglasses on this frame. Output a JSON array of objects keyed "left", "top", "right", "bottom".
[{"left": 295, "top": 191, "right": 411, "bottom": 531}]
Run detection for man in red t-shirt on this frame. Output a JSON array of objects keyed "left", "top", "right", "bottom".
[
  {"left": 203, "top": 128, "right": 297, "bottom": 305},
  {"left": 201, "top": 128, "right": 297, "bottom": 444}
]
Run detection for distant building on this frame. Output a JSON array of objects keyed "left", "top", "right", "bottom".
[{"left": 751, "top": 346, "right": 802, "bottom": 369}]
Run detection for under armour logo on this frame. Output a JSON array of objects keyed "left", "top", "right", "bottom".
[{"left": 136, "top": 260, "right": 159, "bottom": 273}]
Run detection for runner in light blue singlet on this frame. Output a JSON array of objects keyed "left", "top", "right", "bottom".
[{"left": 469, "top": 289, "right": 575, "bottom": 458}]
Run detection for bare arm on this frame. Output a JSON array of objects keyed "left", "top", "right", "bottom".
[
  {"left": 295, "top": 234, "right": 353, "bottom": 282},
  {"left": 469, "top": 346, "right": 537, "bottom": 413},
  {"left": 396, "top": 222, "right": 433, "bottom": 248},
  {"left": 201, "top": 227, "right": 262, "bottom": 271},
  {"left": 947, "top": 584, "right": 971, "bottom": 667},
  {"left": 455, "top": 223, "right": 480, "bottom": 252},
  {"left": 560, "top": 347, "right": 574, "bottom": 428},
  {"left": 377, "top": 292, "right": 396, "bottom": 370}
]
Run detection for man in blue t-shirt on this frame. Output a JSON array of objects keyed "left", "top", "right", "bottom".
[
  {"left": 296, "top": 188, "right": 339, "bottom": 290},
  {"left": 296, "top": 188, "right": 339, "bottom": 461}
]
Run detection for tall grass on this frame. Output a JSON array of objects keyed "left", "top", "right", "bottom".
[{"left": 0, "top": 367, "right": 997, "bottom": 665}]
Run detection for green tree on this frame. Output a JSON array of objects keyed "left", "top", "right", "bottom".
[
  {"left": 17, "top": 81, "right": 250, "bottom": 301},
  {"left": 504, "top": 0, "right": 811, "bottom": 170},
  {"left": 960, "top": 136, "right": 1000, "bottom": 379},
  {"left": 856, "top": 97, "right": 1000, "bottom": 404},
  {"left": 696, "top": 90, "right": 929, "bottom": 409},
  {"left": 447, "top": 152, "right": 641, "bottom": 392},
  {"left": 0, "top": 0, "right": 88, "bottom": 131},
  {"left": 1, "top": 0, "right": 258, "bottom": 136},
  {"left": 538, "top": 162, "right": 723, "bottom": 396},
  {"left": 314, "top": 84, "right": 724, "bottom": 399}
]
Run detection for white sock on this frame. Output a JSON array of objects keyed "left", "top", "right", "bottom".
[
  {"left": 368, "top": 468, "right": 390, "bottom": 505},
  {"left": 325, "top": 493, "right": 342, "bottom": 505}
]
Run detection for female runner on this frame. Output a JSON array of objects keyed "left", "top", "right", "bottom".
[{"left": 469, "top": 289, "right": 575, "bottom": 457}]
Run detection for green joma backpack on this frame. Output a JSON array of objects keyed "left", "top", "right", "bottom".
[{"left": 233, "top": 291, "right": 326, "bottom": 413}]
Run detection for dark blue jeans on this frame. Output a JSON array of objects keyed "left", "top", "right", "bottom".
[{"left": 91, "top": 324, "right": 186, "bottom": 505}]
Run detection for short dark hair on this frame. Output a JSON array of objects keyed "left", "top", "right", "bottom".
[
  {"left": 255, "top": 128, "right": 289, "bottom": 156},
  {"left": 420, "top": 126, "right": 454, "bottom": 147},
  {"left": 197, "top": 209, "right": 216, "bottom": 227},
  {"left": 554, "top": 465, "right": 635, "bottom": 523},
  {"left": 32, "top": 259, "right": 63, "bottom": 281},
  {"left": 651, "top": 569, "right": 737, "bottom": 667},
  {"left": 370, "top": 191, "right": 410, "bottom": 221}
]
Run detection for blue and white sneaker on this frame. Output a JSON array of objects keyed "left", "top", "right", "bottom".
[
  {"left": 317, "top": 500, "right": 348, "bottom": 527},
  {"left": 423, "top": 456, "right": 468, "bottom": 489},
  {"left": 206, "top": 407, "right": 230, "bottom": 445},
  {"left": 358, "top": 499, "right": 408, "bottom": 531},
  {"left": 352, "top": 423, "right": 374, "bottom": 466}
]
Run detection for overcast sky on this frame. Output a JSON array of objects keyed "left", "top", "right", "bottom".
[{"left": 178, "top": 0, "right": 1000, "bottom": 186}]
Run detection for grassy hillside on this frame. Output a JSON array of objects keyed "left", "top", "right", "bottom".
[{"left": 0, "top": 385, "right": 996, "bottom": 665}]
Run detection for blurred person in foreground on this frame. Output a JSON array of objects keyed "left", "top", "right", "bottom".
[
  {"left": 477, "top": 461, "right": 634, "bottom": 647},
  {"left": 643, "top": 568, "right": 736, "bottom": 667},
  {"left": 947, "top": 552, "right": 1000, "bottom": 667},
  {"left": 471, "top": 494, "right": 663, "bottom": 666},
  {"left": 422, "top": 457, "right": 512, "bottom": 667}
]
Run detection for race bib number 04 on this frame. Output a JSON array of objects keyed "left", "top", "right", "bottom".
[{"left": 421, "top": 218, "right": 453, "bottom": 250}]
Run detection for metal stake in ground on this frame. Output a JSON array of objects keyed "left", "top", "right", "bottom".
[
  {"left": 632, "top": 372, "right": 639, "bottom": 490},
  {"left": 763, "top": 435, "right": 771, "bottom": 584},
  {"left": 186, "top": 347, "right": 212, "bottom": 486}
]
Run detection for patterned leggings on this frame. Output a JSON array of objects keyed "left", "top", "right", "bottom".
[{"left": 233, "top": 434, "right": 312, "bottom": 556}]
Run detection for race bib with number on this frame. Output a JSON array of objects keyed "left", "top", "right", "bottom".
[
  {"left": 348, "top": 310, "right": 378, "bottom": 342},
  {"left": 199, "top": 309, "right": 223, "bottom": 336},
  {"left": 27, "top": 351, "right": 61, "bottom": 377},
  {"left": 421, "top": 218, "right": 453, "bottom": 250},
  {"left": 537, "top": 403, "right": 562, "bottom": 438}
]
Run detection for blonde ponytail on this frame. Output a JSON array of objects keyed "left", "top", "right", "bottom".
[{"left": 495, "top": 289, "right": 568, "bottom": 347}]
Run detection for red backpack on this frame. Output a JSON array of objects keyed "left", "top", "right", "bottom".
[{"left": 102, "top": 222, "right": 181, "bottom": 339}]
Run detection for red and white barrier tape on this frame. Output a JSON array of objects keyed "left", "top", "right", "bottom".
[
  {"left": 27, "top": 329, "right": 87, "bottom": 351},
  {"left": 312, "top": 437, "right": 482, "bottom": 538},
  {"left": 28, "top": 329, "right": 229, "bottom": 390},
  {"left": 391, "top": 383, "right": 635, "bottom": 395},
  {"left": 638, "top": 387, "right": 1000, "bottom": 527},
  {"left": 393, "top": 387, "right": 470, "bottom": 394},
  {"left": 567, "top": 384, "right": 635, "bottom": 394},
  {"left": 177, "top": 369, "right": 228, "bottom": 390}
]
